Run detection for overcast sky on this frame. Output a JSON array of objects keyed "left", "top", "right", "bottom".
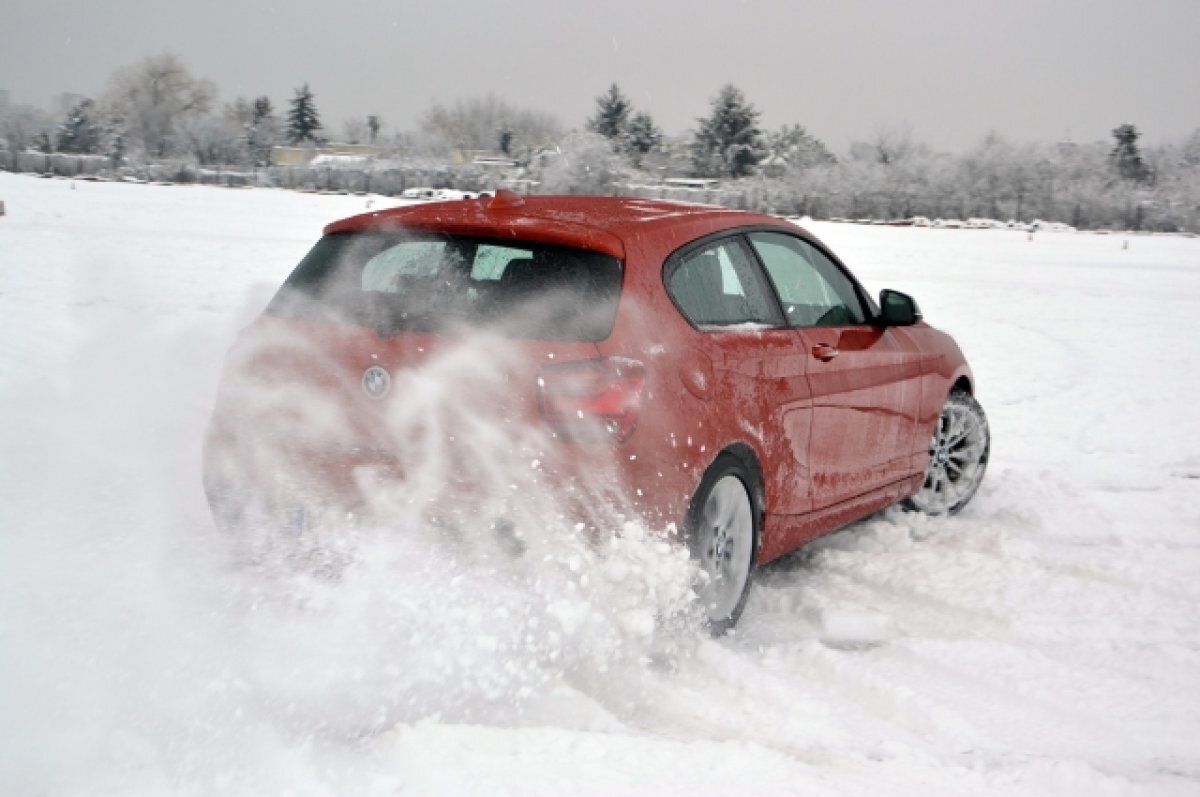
[{"left": 3, "top": 0, "right": 1198, "bottom": 152}]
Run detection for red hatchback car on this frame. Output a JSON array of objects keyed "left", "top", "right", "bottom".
[{"left": 204, "top": 191, "right": 989, "bottom": 631}]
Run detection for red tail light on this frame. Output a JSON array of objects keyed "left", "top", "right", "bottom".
[{"left": 537, "top": 357, "right": 646, "bottom": 443}]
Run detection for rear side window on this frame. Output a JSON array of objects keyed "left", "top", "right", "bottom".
[
  {"left": 666, "top": 239, "right": 783, "bottom": 329},
  {"left": 270, "top": 232, "right": 622, "bottom": 341}
]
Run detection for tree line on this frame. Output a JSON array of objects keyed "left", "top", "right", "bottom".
[{"left": 3, "top": 53, "right": 1198, "bottom": 232}]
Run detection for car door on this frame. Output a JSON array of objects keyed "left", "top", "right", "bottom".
[
  {"left": 746, "top": 231, "right": 923, "bottom": 510},
  {"left": 664, "top": 236, "right": 815, "bottom": 516}
]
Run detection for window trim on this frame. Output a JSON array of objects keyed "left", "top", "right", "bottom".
[
  {"left": 743, "top": 229, "right": 876, "bottom": 329},
  {"left": 662, "top": 225, "right": 881, "bottom": 333},
  {"left": 661, "top": 231, "right": 786, "bottom": 332},
  {"left": 271, "top": 229, "right": 628, "bottom": 342}
]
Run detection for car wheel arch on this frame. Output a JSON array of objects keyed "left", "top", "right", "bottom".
[
  {"left": 700, "top": 441, "right": 767, "bottom": 556},
  {"left": 685, "top": 444, "right": 765, "bottom": 633},
  {"left": 918, "top": 373, "right": 974, "bottom": 445}
]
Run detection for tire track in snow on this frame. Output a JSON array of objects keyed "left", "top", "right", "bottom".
[
  {"left": 606, "top": 636, "right": 987, "bottom": 772},
  {"left": 996, "top": 536, "right": 1200, "bottom": 608},
  {"left": 802, "top": 522, "right": 1200, "bottom": 689},
  {"left": 869, "top": 640, "right": 1200, "bottom": 787},
  {"left": 963, "top": 315, "right": 1092, "bottom": 410},
  {"left": 732, "top": 492, "right": 1200, "bottom": 785},
  {"left": 804, "top": 563, "right": 1012, "bottom": 640}
]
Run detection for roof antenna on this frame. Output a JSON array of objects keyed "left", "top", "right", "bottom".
[{"left": 488, "top": 188, "right": 526, "bottom": 210}]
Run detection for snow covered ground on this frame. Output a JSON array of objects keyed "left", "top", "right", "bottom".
[{"left": 1, "top": 172, "right": 1199, "bottom": 795}]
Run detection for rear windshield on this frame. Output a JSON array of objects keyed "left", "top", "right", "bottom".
[{"left": 267, "top": 231, "right": 623, "bottom": 341}]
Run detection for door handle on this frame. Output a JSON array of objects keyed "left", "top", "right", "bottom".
[{"left": 812, "top": 343, "right": 839, "bottom": 362}]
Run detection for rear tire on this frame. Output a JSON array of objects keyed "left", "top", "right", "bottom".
[
  {"left": 905, "top": 390, "right": 990, "bottom": 515},
  {"left": 686, "top": 454, "right": 760, "bottom": 635}
]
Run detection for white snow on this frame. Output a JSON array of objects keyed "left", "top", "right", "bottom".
[{"left": 1, "top": 173, "right": 1199, "bottom": 795}]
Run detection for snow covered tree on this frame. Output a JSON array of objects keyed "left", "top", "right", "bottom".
[
  {"left": 584, "top": 85, "right": 661, "bottom": 167},
  {"left": 108, "top": 131, "right": 126, "bottom": 167},
  {"left": 1111, "top": 123, "right": 1149, "bottom": 183},
  {"left": 768, "top": 124, "right": 835, "bottom": 169},
  {"left": 343, "top": 116, "right": 370, "bottom": 144},
  {"left": 181, "top": 115, "right": 247, "bottom": 165},
  {"left": 587, "top": 84, "right": 632, "bottom": 142},
  {"left": 245, "top": 96, "right": 280, "bottom": 165},
  {"left": 287, "top": 84, "right": 323, "bottom": 145},
  {"left": 1181, "top": 129, "right": 1200, "bottom": 168},
  {"left": 692, "top": 84, "right": 766, "bottom": 178},
  {"left": 56, "top": 98, "right": 104, "bottom": 154},
  {"left": 224, "top": 97, "right": 254, "bottom": 127},
  {"left": 418, "top": 95, "right": 560, "bottom": 158},
  {"left": 539, "top": 131, "right": 625, "bottom": 194},
  {"left": 104, "top": 53, "right": 215, "bottom": 158},
  {"left": 1, "top": 106, "right": 54, "bottom": 152},
  {"left": 218, "top": 96, "right": 275, "bottom": 165},
  {"left": 623, "top": 111, "right": 661, "bottom": 167},
  {"left": 851, "top": 125, "right": 920, "bottom": 167},
  {"left": 367, "top": 114, "right": 381, "bottom": 144},
  {"left": 253, "top": 96, "right": 273, "bottom": 125}
]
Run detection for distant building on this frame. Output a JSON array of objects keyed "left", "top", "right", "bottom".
[
  {"left": 472, "top": 155, "right": 521, "bottom": 169},
  {"left": 449, "top": 148, "right": 490, "bottom": 165},
  {"left": 662, "top": 177, "right": 720, "bottom": 190},
  {"left": 271, "top": 143, "right": 379, "bottom": 166}
]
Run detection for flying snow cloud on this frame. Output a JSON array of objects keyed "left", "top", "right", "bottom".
[{"left": 0, "top": 183, "right": 704, "bottom": 794}]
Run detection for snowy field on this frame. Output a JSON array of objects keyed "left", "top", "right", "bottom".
[{"left": 1, "top": 172, "right": 1199, "bottom": 796}]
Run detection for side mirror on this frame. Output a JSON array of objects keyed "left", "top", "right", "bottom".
[{"left": 879, "top": 289, "right": 922, "bottom": 326}]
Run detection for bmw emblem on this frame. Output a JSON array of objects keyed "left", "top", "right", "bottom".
[{"left": 362, "top": 365, "right": 392, "bottom": 400}]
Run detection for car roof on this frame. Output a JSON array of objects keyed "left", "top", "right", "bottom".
[{"left": 323, "top": 192, "right": 796, "bottom": 260}]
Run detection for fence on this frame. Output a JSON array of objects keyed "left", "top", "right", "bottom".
[
  {"left": 3, "top": 150, "right": 1195, "bottom": 233},
  {"left": 0, "top": 150, "right": 496, "bottom": 195}
]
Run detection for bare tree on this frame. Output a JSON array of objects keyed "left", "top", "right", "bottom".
[
  {"left": 1180, "top": 129, "right": 1200, "bottom": 168},
  {"left": 419, "top": 95, "right": 560, "bottom": 159},
  {"left": 768, "top": 124, "right": 835, "bottom": 170},
  {"left": 1, "top": 105, "right": 56, "bottom": 152},
  {"left": 537, "top": 131, "right": 625, "bottom": 194},
  {"left": 843, "top": 126, "right": 933, "bottom": 217},
  {"left": 180, "top": 115, "right": 248, "bottom": 165},
  {"left": 223, "top": 97, "right": 255, "bottom": 127},
  {"left": 343, "top": 116, "right": 370, "bottom": 145},
  {"left": 104, "top": 53, "right": 215, "bottom": 158},
  {"left": 247, "top": 96, "right": 281, "bottom": 166}
]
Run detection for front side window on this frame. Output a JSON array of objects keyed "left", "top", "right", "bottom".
[
  {"left": 749, "top": 232, "right": 866, "bottom": 327},
  {"left": 270, "top": 232, "right": 622, "bottom": 341},
  {"left": 666, "top": 239, "right": 783, "bottom": 328}
]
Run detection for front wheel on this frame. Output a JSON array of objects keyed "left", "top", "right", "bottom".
[
  {"left": 686, "top": 454, "right": 759, "bottom": 634},
  {"left": 905, "top": 390, "right": 990, "bottom": 515}
]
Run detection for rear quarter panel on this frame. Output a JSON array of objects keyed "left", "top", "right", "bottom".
[{"left": 593, "top": 220, "right": 795, "bottom": 530}]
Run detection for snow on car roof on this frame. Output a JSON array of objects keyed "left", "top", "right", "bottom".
[{"left": 323, "top": 192, "right": 791, "bottom": 260}]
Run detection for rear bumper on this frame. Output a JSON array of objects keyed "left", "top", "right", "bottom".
[{"left": 201, "top": 420, "right": 678, "bottom": 536}]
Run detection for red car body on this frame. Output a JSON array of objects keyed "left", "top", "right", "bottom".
[{"left": 205, "top": 192, "right": 976, "bottom": 574}]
